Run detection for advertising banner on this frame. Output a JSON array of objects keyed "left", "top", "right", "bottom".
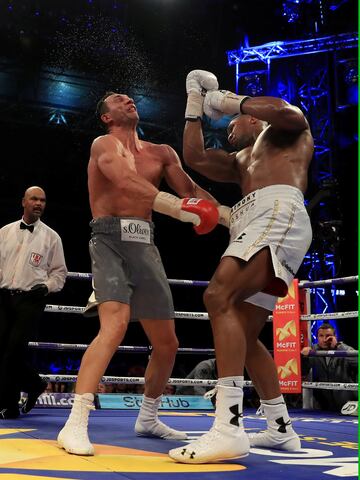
[{"left": 273, "top": 279, "right": 302, "bottom": 393}]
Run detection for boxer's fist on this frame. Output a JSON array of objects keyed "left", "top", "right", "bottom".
[
  {"left": 204, "top": 92, "right": 224, "bottom": 121},
  {"left": 204, "top": 90, "right": 251, "bottom": 117},
  {"left": 185, "top": 70, "right": 219, "bottom": 121},
  {"left": 186, "top": 70, "right": 219, "bottom": 95},
  {"left": 153, "top": 191, "right": 218, "bottom": 234},
  {"left": 181, "top": 198, "right": 219, "bottom": 235}
]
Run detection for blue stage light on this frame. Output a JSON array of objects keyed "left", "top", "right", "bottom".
[{"left": 48, "top": 111, "right": 67, "bottom": 125}]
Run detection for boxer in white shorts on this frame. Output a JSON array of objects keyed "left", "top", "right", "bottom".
[
  {"left": 224, "top": 184, "right": 312, "bottom": 312},
  {"left": 169, "top": 71, "right": 313, "bottom": 464}
]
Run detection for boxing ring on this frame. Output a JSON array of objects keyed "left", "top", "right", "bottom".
[{"left": 0, "top": 273, "right": 357, "bottom": 479}]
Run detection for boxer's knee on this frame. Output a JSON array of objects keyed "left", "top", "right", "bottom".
[
  {"left": 151, "top": 335, "right": 179, "bottom": 360},
  {"left": 203, "top": 283, "right": 231, "bottom": 317},
  {"left": 98, "top": 304, "right": 129, "bottom": 348},
  {"left": 98, "top": 323, "right": 127, "bottom": 351}
]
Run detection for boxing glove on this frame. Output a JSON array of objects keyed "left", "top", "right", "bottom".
[
  {"left": 185, "top": 70, "right": 219, "bottom": 121},
  {"left": 204, "top": 90, "right": 251, "bottom": 118},
  {"left": 153, "top": 192, "right": 219, "bottom": 235},
  {"left": 181, "top": 198, "right": 219, "bottom": 234}
]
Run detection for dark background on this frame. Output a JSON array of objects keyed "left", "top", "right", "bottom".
[{"left": 0, "top": 0, "right": 357, "bottom": 378}]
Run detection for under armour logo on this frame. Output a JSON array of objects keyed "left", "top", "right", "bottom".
[
  {"left": 275, "top": 416, "right": 291, "bottom": 433},
  {"left": 229, "top": 404, "right": 243, "bottom": 427},
  {"left": 235, "top": 232, "right": 247, "bottom": 243},
  {"left": 180, "top": 448, "right": 196, "bottom": 459}
]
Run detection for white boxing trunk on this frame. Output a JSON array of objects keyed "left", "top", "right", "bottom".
[{"left": 222, "top": 185, "right": 312, "bottom": 311}]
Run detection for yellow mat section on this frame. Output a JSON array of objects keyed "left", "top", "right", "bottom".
[
  {"left": 0, "top": 438, "right": 246, "bottom": 473},
  {"left": 0, "top": 429, "right": 35, "bottom": 436}
]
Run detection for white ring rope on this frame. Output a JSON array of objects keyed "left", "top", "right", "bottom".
[
  {"left": 307, "top": 350, "right": 358, "bottom": 358},
  {"left": 28, "top": 341, "right": 358, "bottom": 357},
  {"left": 44, "top": 304, "right": 358, "bottom": 322},
  {"left": 66, "top": 272, "right": 358, "bottom": 289},
  {"left": 39, "top": 374, "right": 358, "bottom": 391},
  {"left": 28, "top": 342, "right": 215, "bottom": 355},
  {"left": 299, "top": 276, "right": 358, "bottom": 288},
  {"left": 66, "top": 272, "right": 209, "bottom": 287},
  {"left": 301, "top": 382, "right": 358, "bottom": 391}
]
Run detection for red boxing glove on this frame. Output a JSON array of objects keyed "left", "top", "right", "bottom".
[{"left": 181, "top": 198, "right": 219, "bottom": 235}]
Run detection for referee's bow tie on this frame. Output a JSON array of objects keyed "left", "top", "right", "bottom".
[{"left": 20, "top": 222, "right": 34, "bottom": 233}]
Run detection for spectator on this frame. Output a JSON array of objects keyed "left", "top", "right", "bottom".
[
  {"left": 97, "top": 383, "right": 115, "bottom": 394},
  {"left": 176, "top": 357, "right": 261, "bottom": 408},
  {"left": 301, "top": 322, "right": 358, "bottom": 412},
  {"left": 176, "top": 359, "right": 217, "bottom": 396},
  {"left": 163, "top": 384, "right": 175, "bottom": 395}
]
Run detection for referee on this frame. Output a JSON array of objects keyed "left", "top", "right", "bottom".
[{"left": 0, "top": 186, "right": 67, "bottom": 419}]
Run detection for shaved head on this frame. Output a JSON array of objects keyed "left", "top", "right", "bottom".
[{"left": 24, "top": 186, "right": 46, "bottom": 199}]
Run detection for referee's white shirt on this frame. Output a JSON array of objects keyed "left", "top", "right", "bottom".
[{"left": 0, "top": 219, "right": 67, "bottom": 292}]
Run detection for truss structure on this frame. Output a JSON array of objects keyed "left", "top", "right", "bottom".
[{"left": 227, "top": 32, "right": 358, "bottom": 65}]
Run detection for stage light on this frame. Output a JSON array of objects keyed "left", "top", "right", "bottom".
[
  {"left": 243, "top": 75, "right": 264, "bottom": 96},
  {"left": 282, "top": 0, "right": 301, "bottom": 23},
  {"left": 48, "top": 111, "right": 67, "bottom": 125}
]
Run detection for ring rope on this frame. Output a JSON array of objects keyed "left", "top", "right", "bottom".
[
  {"left": 66, "top": 271, "right": 208, "bottom": 287},
  {"left": 66, "top": 272, "right": 357, "bottom": 289},
  {"left": 307, "top": 350, "right": 358, "bottom": 358},
  {"left": 39, "top": 374, "right": 358, "bottom": 391},
  {"left": 28, "top": 342, "right": 215, "bottom": 355},
  {"left": 28, "top": 341, "right": 358, "bottom": 358},
  {"left": 299, "top": 276, "right": 358, "bottom": 288},
  {"left": 44, "top": 304, "right": 358, "bottom": 322}
]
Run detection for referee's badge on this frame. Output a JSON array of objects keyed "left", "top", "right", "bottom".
[{"left": 29, "top": 252, "right": 43, "bottom": 267}]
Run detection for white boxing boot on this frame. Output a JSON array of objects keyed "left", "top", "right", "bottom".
[
  {"left": 57, "top": 393, "right": 95, "bottom": 455},
  {"left": 135, "top": 395, "right": 187, "bottom": 440},
  {"left": 249, "top": 399, "right": 301, "bottom": 451},
  {"left": 169, "top": 385, "right": 249, "bottom": 463}
]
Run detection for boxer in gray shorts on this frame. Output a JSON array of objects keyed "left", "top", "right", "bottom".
[
  {"left": 58, "top": 90, "right": 221, "bottom": 456},
  {"left": 89, "top": 216, "right": 174, "bottom": 320}
]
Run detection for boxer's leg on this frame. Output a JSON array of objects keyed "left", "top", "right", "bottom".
[
  {"left": 58, "top": 301, "right": 130, "bottom": 455},
  {"left": 170, "top": 252, "right": 275, "bottom": 463},
  {"left": 135, "top": 319, "right": 187, "bottom": 440},
  {"left": 246, "top": 321, "right": 301, "bottom": 451}
]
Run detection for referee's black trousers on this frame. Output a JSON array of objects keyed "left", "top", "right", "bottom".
[{"left": 0, "top": 289, "right": 46, "bottom": 409}]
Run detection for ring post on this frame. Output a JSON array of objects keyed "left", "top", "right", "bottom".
[{"left": 273, "top": 279, "right": 302, "bottom": 394}]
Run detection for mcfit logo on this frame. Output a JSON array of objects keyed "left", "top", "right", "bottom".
[
  {"left": 276, "top": 319, "right": 297, "bottom": 341},
  {"left": 277, "top": 358, "right": 298, "bottom": 379},
  {"left": 277, "top": 282, "right": 296, "bottom": 303}
]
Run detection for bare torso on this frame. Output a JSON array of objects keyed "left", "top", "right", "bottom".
[
  {"left": 235, "top": 125, "right": 313, "bottom": 195},
  {"left": 88, "top": 135, "right": 166, "bottom": 219}
]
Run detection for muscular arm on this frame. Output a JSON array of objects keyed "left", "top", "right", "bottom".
[
  {"left": 92, "top": 135, "right": 158, "bottom": 200},
  {"left": 183, "top": 120, "right": 238, "bottom": 183},
  {"left": 162, "top": 143, "right": 220, "bottom": 204},
  {"left": 241, "top": 96, "right": 308, "bottom": 132}
]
